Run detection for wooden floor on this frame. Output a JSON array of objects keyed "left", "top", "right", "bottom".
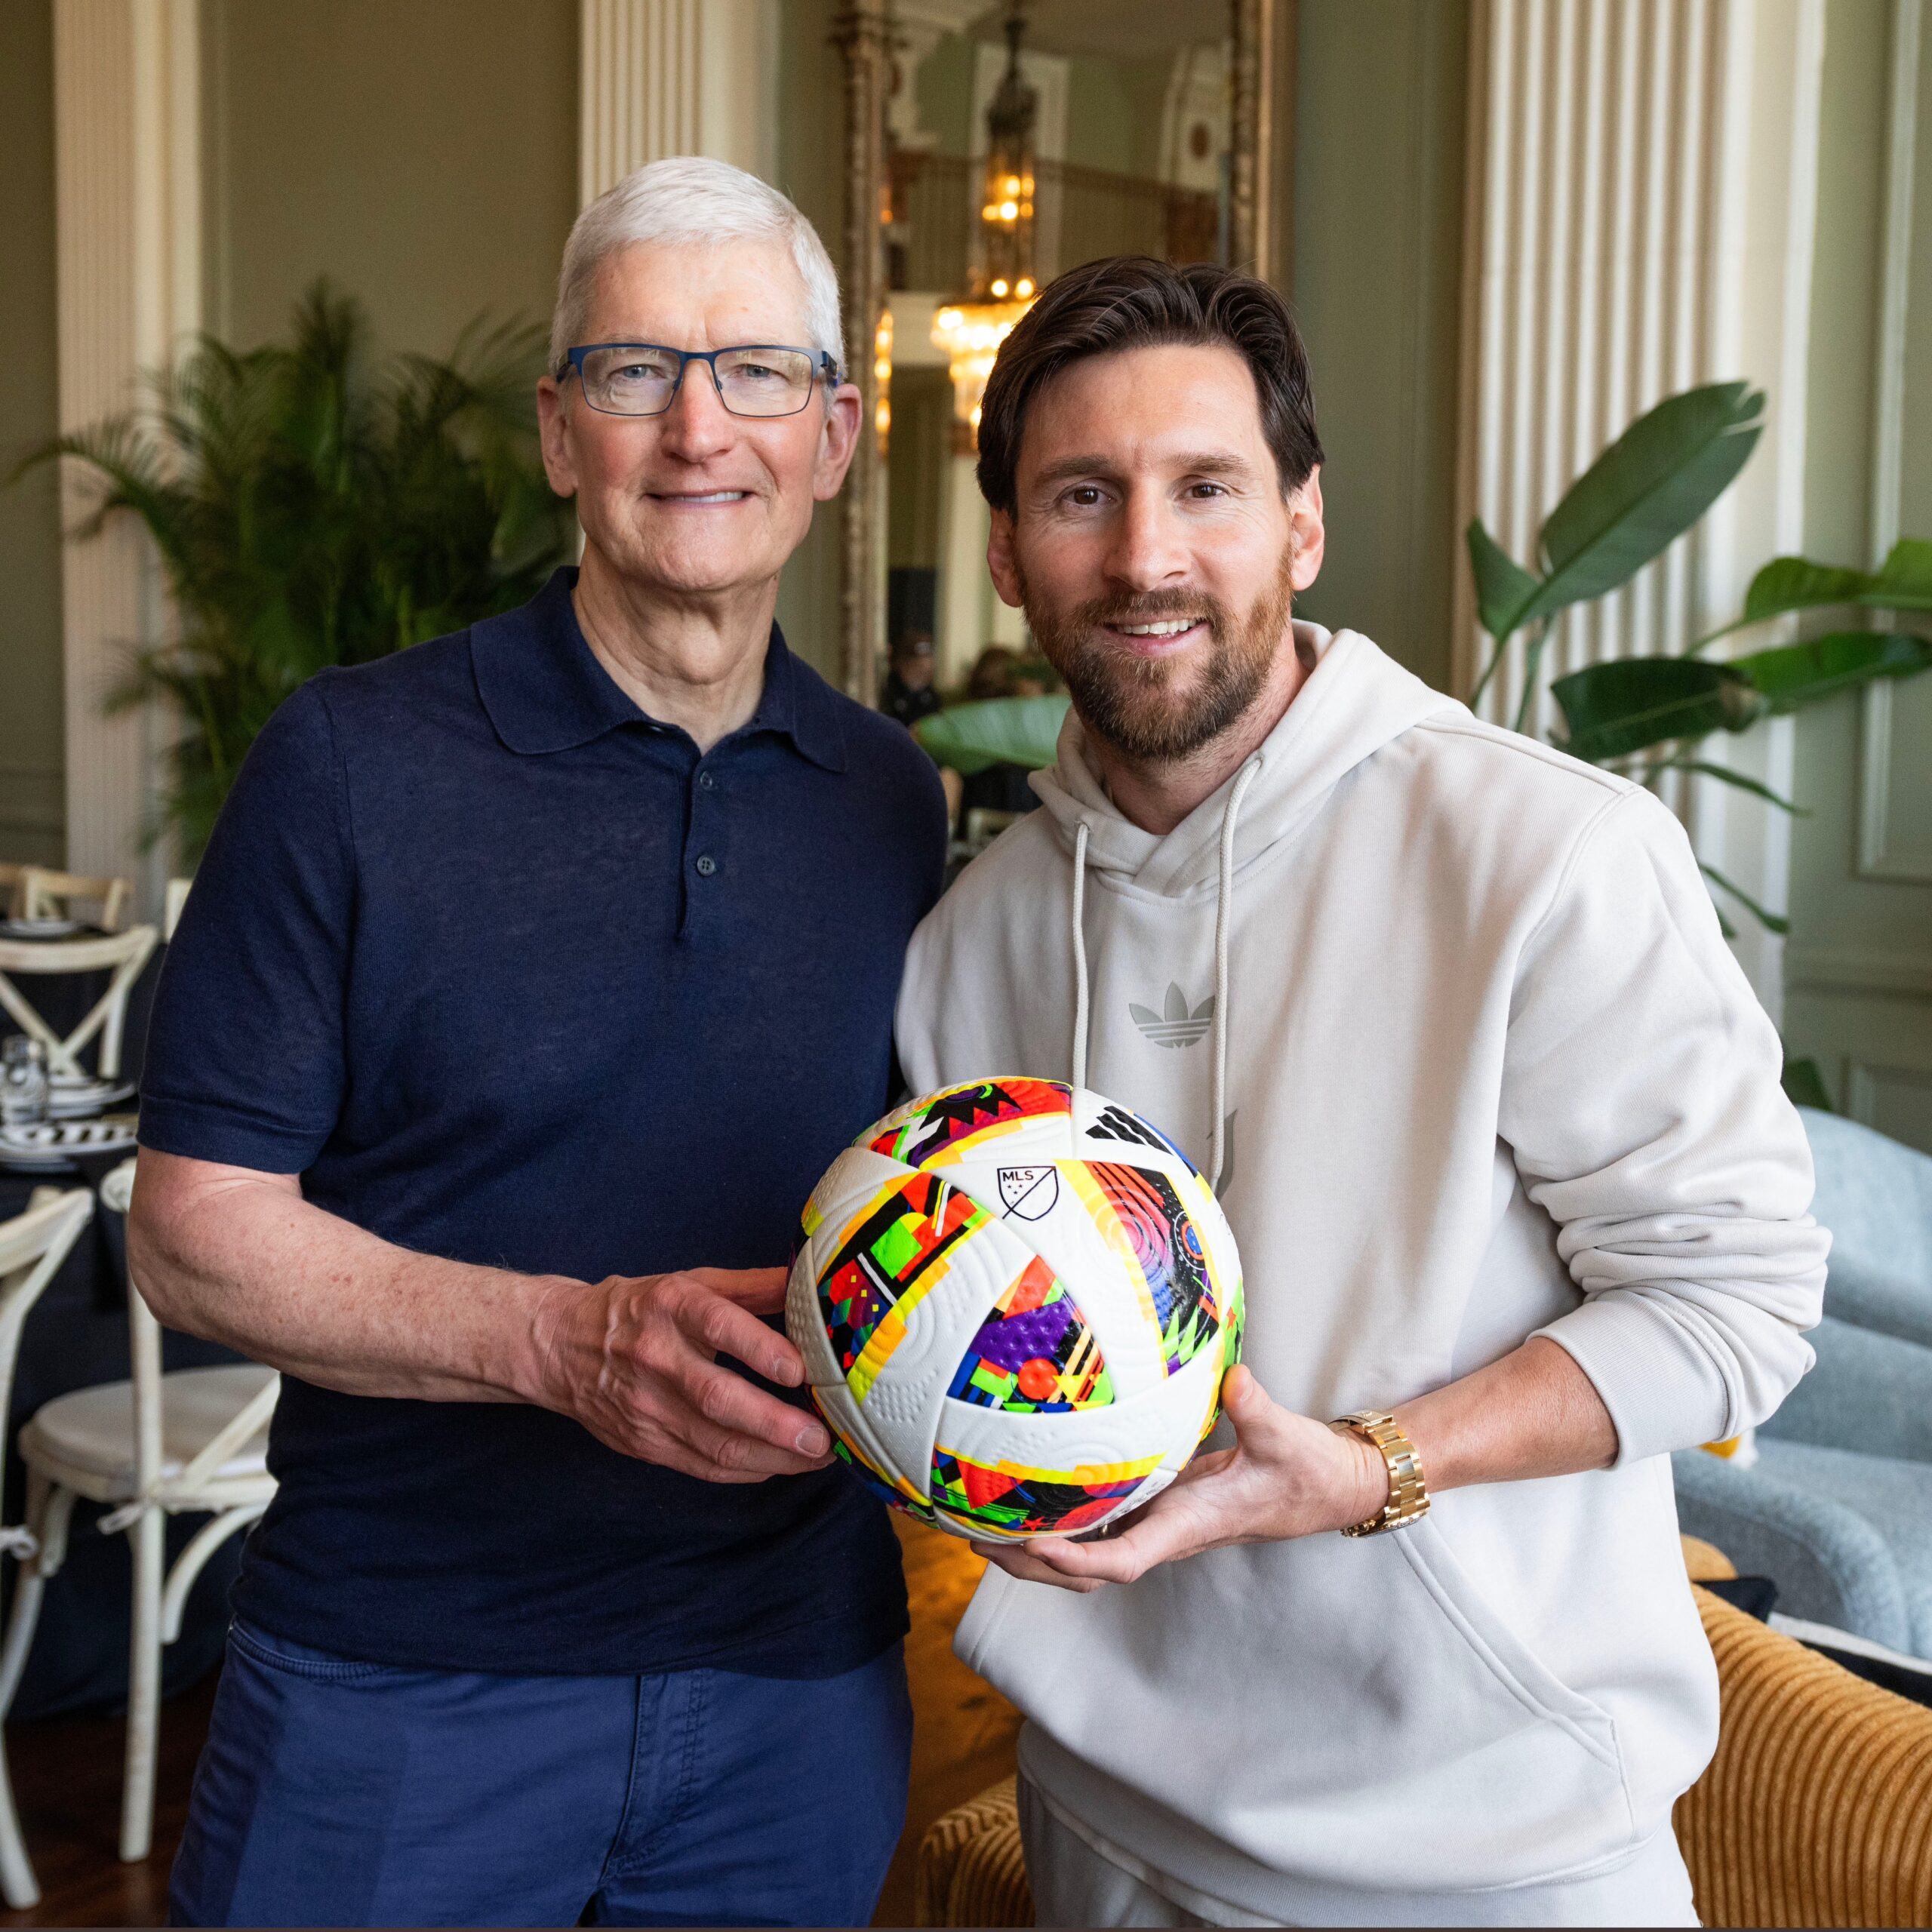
[
  {"left": 0, "top": 1518, "right": 1017, "bottom": 1928},
  {"left": 0, "top": 1674, "right": 217, "bottom": 1930}
]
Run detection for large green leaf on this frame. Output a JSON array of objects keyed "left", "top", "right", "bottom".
[
  {"left": 914, "top": 694, "right": 1071, "bottom": 777},
  {"left": 1742, "top": 555, "right": 1875, "bottom": 623},
  {"left": 1730, "top": 630, "right": 1932, "bottom": 712},
  {"left": 1869, "top": 538, "right": 1932, "bottom": 611},
  {"left": 1552, "top": 658, "right": 1761, "bottom": 761},
  {"left": 1524, "top": 383, "right": 1764, "bottom": 628},
  {"left": 1466, "top": 517, "right": 1541, "bottom": 640}
]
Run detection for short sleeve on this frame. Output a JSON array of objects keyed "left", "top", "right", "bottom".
[{"left": 138, "top": 679, "right": 355, "bottom": 1174}]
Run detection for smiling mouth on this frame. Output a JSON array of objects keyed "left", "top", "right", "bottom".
[
  {"left": 651, "top": 489, "right": 750, "bottom": 505},
  {"left": 1102, "top": 616, "right": 1208, "bottom": 653}
]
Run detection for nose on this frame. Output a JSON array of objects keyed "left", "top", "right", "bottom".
[
  {"left": 654, "top": 358, "right": 737, "bottom": 463},
  {"left": 1106, "top": 485, "right": 1192, "bottom": 595}
]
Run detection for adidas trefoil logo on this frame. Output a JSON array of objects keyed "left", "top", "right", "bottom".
[{"left": 1129, "top": 983, "right": 1216, "bottom": 1050}]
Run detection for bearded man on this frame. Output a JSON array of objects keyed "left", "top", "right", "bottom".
[{"left": 894, "top": 257, "right": 1827, "bottom": 1927}]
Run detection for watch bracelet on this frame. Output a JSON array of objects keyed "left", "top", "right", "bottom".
[{"left": 1334, "top": 1409, "right": 1429, "bottom": 1537}]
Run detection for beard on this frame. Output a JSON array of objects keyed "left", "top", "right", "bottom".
[{"left": 1016, "top": 543, "right": 1297, "bottom": 764}]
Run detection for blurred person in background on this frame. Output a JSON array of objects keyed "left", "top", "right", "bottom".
[
  {"left": 882, "top": 628, "right": 943, "bottom": 728},
  {"left": 130, "top": 158, "right": 946, "bottom": 1928}
]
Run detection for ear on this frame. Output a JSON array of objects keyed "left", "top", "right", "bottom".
[
  {"left": 987, "top": 509, "right": 1024, "bottom": 609},
  {"left": 812, "top": 380, "right": 864, "bottom": 502},
  {"left": 1287, "top": 465, "right": 1324, "bottom": 592},
  {"left": 537, "top": 376, "right": 578, "bottom": 498}
]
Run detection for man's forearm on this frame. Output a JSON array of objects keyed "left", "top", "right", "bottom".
[
  {"left": 979, "top": 1339, "right": 1623, "bottom": 1589},
  {"left": 129, "top": 1152, "right": 556, "bottom": 1404},
  {"left": 1386, "top": 1335, "right": 1619, "bottom": 1497}
]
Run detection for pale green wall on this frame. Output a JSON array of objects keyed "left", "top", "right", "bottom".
[
  {"left": 1287, "top": 0, "right": 1468, "bottom": 694},
  {"left": 203, "top": 0, "right": 578, "bottom": 359},
  {"left": 0, "top": 0, "right": 66, "bottom": 866},
  {"left": 1063, "top": 54, "right": 1171, "bottom": 181},
  {"left": 915, "top": 33, "right": 974, "bottom": 158},
  {"left": 1782, "top": 0, "right": 1932, "bottom": 1149},
  {"left": 772, "top": 0, "right": 850, "bottom": 684}
]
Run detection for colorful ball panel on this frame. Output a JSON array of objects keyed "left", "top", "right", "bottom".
[{"left": 786, "top": 1080, "right": 1245, "bottom": 1541}]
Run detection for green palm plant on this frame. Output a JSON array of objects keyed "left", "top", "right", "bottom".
[
  {"left": 1466, "top": 382, "right": 1932, "bottom": 935},
  {"left": 17, "top": 280, "right": 572, "bottom": 858}
]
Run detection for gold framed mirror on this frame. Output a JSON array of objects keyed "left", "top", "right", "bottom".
[{"left": 834, "top": 0, "right": 1293, "bottom": 706}]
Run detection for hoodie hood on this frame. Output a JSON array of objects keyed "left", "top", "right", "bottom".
[{"left": 1029, "top": 621, "right": 1461, "bottom": 899}]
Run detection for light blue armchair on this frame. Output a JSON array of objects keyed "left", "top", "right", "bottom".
[{"left": 1672, "top": 1107, "right": 1932, "bottom": 1656}]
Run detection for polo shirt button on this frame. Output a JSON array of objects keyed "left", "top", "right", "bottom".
[
  {"left": 697, "top": 771, "right": 715, "bottom": 791},
  {"left": 695, "top": 854, "right": 718, "bottom": 877}
]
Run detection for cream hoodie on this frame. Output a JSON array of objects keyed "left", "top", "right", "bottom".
[{"left": 894, "top": 623, "right": 1829, "bottom": 1923}]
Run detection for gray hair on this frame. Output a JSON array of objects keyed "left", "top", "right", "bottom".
[{"left": 549, "top": 158, "right": 844, "bottom": 377}]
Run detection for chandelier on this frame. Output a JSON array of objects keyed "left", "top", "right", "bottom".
[{"left": 932, "top": 1, "right": 1038, "bottom": 444}]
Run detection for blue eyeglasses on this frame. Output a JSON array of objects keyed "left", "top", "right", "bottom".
[{"left": 565, "top": 343, "right": 841, "bottom": 419}]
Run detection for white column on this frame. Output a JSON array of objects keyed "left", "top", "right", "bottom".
[
  {"left": 1453, "top": 0, "right": 1828, "bottom": 1011},
  {"left": 53, "top": 0, "right": 200, "bottom": 912},
  {"left": 579, "top": 0, "right": 777, "bottom": 205}
]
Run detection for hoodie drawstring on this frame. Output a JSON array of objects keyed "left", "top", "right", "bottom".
[
  {"left": 1067, "top": 756, "right": 1260, "bottom": 1195},
  {"left": 1070, "top": 820, "right": 1091, "bottom": 1091},
  {"left": 1209, "top": 759, "right": 1260, "bottom": 1191}
]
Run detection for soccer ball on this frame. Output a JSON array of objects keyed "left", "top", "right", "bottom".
[{"left": 786, "top": 1077, "right": 1244, "bottom": 1542}]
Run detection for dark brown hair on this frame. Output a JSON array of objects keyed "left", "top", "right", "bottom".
[{"left": 976, "top": 256, "right": 1324, "bottom": 516}]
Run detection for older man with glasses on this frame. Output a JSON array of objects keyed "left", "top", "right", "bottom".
[{"left": 131, "top": 158, "right": 946, "bottom": 1928}]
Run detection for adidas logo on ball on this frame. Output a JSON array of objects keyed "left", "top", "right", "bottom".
[{"left": 785, "top": 1078, "right": 1245, "bottom": 1543}]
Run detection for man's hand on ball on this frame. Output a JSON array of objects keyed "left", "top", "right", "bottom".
[
  {"left": 971, "top": 1367, "right": 1388, "bottom": 1591},
  {"left": 529, "top": 1266, "right": 833, "bottom": 1483}
]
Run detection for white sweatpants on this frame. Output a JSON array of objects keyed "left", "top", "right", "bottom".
[{"left": 1018, "top": 1774, "right": 1701, "bottom": 1929}]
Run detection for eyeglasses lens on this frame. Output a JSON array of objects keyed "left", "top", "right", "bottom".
[{"left": 582, "top": 347, "right": 815, "bottom": 417}]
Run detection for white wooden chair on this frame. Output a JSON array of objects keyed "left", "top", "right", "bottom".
[
  {"left": 11, "top": 869, "right": 131, "bottom": 934},
  {"left": 0, "top": 925, "right": 158, "bottom": 1084},
  {"left": 0, "top": 1188, "right": 96, "bottom": 1908},
  {"left": 162, "top": 877, "right": 192, "bottom": 943},
  {"left": 2, "top": 1160, "right": 278, "bottom": 1881}
]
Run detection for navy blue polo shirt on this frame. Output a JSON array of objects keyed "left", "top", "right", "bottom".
[{"left": 139, "top": 568, "right": 949, "bottom": 1677}]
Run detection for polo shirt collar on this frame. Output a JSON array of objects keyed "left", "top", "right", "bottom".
[{"left": 472, "top": 567, "right": 846, "bottom": 771}]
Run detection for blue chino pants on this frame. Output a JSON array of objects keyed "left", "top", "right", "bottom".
[{"left": 168, "top": 1620, "right": 912, "bottom": 1927}]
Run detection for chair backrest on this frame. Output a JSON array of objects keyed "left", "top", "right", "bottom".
[
  {"left": 0, "top": 925, "right": 158, "bottom": 1080},
  {"left": 14, "top": 869, "right": 130, "bottom": 934},
  {"left": 1802, "top": 1106, "right": 1932, "bottom": 1287},
  {"left": 162, "top": 877, "right": 192, "bottom": 944},
  {"left": 0, "top": 1191, "right": 93, "bottom": 1461}
]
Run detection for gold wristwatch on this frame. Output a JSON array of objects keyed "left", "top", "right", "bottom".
[{"left": 1333, "top": 1411, "right": 1429, "bottom": 1537}]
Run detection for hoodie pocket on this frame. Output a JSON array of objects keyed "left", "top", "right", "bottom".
[
  {"left": 1396, "top": 1516, "right": 1633, "bottom": 1797},
  {"left": 966, "top": 1518, "right": 1647, "bottom": 1894}
]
